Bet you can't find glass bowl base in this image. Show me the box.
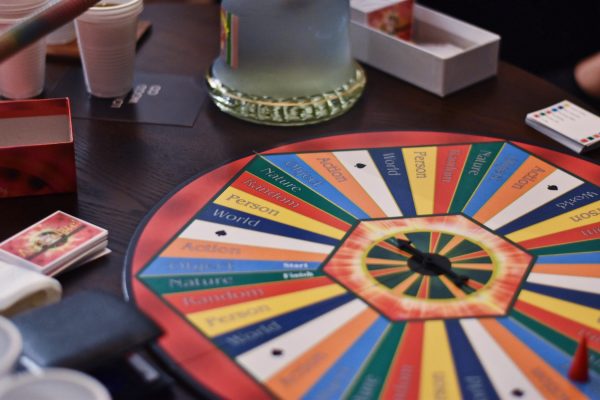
[206,63,366,127]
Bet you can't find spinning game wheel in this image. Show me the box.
[126,131,600,399]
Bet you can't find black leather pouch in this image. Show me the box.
[11,290,162,370]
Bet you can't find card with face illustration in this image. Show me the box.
[0,211,107,275]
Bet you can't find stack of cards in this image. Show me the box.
[0,211,110,277]
[526,100,600,154]
[351,0,414,40]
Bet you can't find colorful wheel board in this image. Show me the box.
[126,131,600,400]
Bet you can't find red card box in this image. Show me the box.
[0,98,77,198]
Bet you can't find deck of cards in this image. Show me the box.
[0,211,110,277]
[526,100,600,154]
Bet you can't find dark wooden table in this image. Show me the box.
[1,3,599,399]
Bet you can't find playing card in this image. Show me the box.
[0,211,108,275]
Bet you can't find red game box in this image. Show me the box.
[0,98,77,198]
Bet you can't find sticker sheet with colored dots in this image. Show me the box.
[527,100,600,146]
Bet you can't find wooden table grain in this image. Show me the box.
[1,3,598,399]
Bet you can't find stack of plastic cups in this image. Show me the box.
[0,316,111,400]
[0,0,50,99]
[75,0,144,98]
[0,368,111,400]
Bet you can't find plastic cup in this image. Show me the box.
[0,34,47,99]
[0,0,49,99]
[47,22,76,45]
[0,369,111,400]
[0,0,48,19]
[0,317,21,378]
[75,0,143,98]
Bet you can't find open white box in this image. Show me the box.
[350,4,500,97]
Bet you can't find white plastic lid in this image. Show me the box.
[0,369,111,400]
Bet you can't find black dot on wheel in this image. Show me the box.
[271,349,283,356]
[511,388,524,397]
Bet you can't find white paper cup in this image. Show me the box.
[0,317,21,378]
[47,22,76,45]
[0,369,111,400]
[75,0,143,98]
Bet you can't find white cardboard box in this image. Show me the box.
[350,4,500,97]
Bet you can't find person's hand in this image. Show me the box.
[575,52,600,98]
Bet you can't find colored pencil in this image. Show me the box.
[0,0,101,62]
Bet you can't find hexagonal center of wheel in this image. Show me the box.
[322,215,534,321]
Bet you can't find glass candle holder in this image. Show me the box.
[207,0,366,126]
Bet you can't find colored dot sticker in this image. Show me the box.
[559,105,564,109]
[547,110,552,114]
[581,138,589,143]
[541,112,546,115]
[534,114,539,118]
[552,108,558,112]
[588,136,595,141]
[595,133,600,138]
